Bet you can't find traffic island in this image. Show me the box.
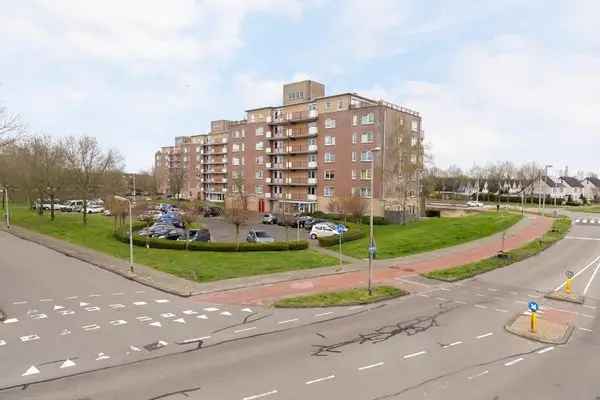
[505,313,574,345]
[0,308,6,322]
[544,291,584,304]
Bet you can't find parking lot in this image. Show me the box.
[201,216,311,242]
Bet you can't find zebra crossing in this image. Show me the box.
[574,218,600,225]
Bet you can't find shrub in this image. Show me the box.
[309,211,388,225]
[425,209,441,218]
[317,226,367,247]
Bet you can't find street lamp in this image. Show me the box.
[368,147,381,296]
[114,195,134,273]
[543,165,552,215]
[1,186,10,229]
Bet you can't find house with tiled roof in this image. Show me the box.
[558,176,585,203]
[582,176,600,201]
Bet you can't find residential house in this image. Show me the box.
[582,177,600,201]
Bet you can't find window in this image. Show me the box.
[325,135,336,145]
[361,132,374,143]
[196,155,201,161]
[324,187,334,197]
[324,152,335,163]
[183,156,188,162]
[337,100,344,110]
[352,170,357,180]
[255,185,263,194]
[325,118,336,128]
[411,154,417,164]
[325,101,331,110]
[184,148,188,153]
[324,170,335,180]
[308,154,317,163]
[411,119,419,132]
[361,112,375,125]
[352,151,357,162]
[411,136,418,146]
[255,170,264,179]
[255,141,264,151]
[361,169,372,180]
[352,115,358,126]
[232,143,240,152]
[308,170,316,179]
[360,187,372,198]
[241,143,245,151]
[256,127,264,136]
[232,157,240,166]
[241,129,245,138]
[361,151,373,162]
[196,146,201,152]
[234,130,240,138]
[308,186,316,195]
[256,156,264,165]
[352,187,359,196]
[352,133,357,144]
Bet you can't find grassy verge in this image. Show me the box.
[274,286,408,308]
[423,217,571,282]
[8,206,338,282]
[337,212,522,259]
[566,205,600,213]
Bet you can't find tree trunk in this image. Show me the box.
[185,229,189,250]
[235,224,240,250]
[82,199,88,225]
[50,193,55,221]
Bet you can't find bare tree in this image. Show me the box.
[65,136,122,224]
[168,166,185,199]
[181,202,200,250]
[0,105,24,148]
[225,175,249,249]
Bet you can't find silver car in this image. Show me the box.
[246,229,275,243]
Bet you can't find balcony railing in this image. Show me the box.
[270,109,318,124]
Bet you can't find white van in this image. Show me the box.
[65,200,85,212]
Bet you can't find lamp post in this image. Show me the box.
[114,195,134,273]
[3,186,10,229]
[543,165,552,216]
[368,147,381,296]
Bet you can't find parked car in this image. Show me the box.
[246,229,275,243]
[466,201,484,207]
[203,207,222,217]
[159,227,185,240]
[103,209,112,216]
[261,213,278,224]
[138,223,175,237]
[60,203,74,212]
[182,228,211,242]
[309,223,339,240]
[65,200,85,212]
[304,218,328,230]
[84,204,105,214]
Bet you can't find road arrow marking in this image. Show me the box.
[60,359,76,368]
[22,366,40,376]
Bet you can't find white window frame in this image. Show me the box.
[324,187,334,197]
[324,152,336,163]
[361,131,374,143]
[325,118,336,129]
[325,135,336,146]
[361,112,375,125]
[360,151,373,162]
[255,141,264,151]
[324,170,335,180]
[256,127,264,136]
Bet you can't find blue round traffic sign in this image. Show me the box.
[528,301,539,312]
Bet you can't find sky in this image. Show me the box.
[1,0,599,175]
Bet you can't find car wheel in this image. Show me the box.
[310,234,317,240]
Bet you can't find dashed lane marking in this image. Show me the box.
[583,305,597,309]
[183,310,198,315]
[149,321,162,327]
[475,332,493,339]
[30,313,47,320]
[109,320,127,326]
[358,362,384,371]
[347,305,363,310]
[112,292,125,296]
[495,308,509,313]
[417,294,430,298]
[85,307,100,312]
[96,352,110,361]
[403,350,427,359]
[580,313,594,319]
[20,334,40,342]
[315,311,334,317]
[13,301,27,305]
[234,327,257,334]
[204,307,219,312]
[305,375,335,385]
[504,357,524,367]
[454,300,467,305]
[82,324,100,332]
[436,297,449,301]
[129,345,142,352]
[278,318,299,325]
[579,327,593,332]
[79,302,89,307]
[160,313,176,318]
[488,288,499,292]
[537,346,555,354]
[53,305,64,311]
[242,390,278,400]
[241,308,253,313]
[220,311,233,316]
[442,341,463,349]
[65,296,78,300]
[109,304,125,309]
[89,294,101,298]
[468,370,489,380]
[133,301,147,306]
[173,318,186,324]
[58,310,75,316]
[196,314,208,320]
[39,298,53,302]
[474,304,488,309]
[3,318,19,324]
[136,316,152,322]
[155,299,170,304]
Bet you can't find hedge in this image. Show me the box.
[309,211,388,225]
[317,223,368,247]
[113,227,308,252]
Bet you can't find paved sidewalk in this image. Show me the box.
[193,215,554,305]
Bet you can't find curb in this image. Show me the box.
[544,291,585,304]
[504,313,574,345]
[273,288,410,308]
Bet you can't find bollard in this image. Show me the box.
[530,311,537,333]
[565,278,572,295]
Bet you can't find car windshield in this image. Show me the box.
[255,231,270,238]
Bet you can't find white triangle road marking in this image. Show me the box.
[0,339,6,346]
[196,314,208,320]
[22,366,40,376]
[149,321,162,327]
[220,311,232,316]
[3,318,18,324]
[241,308,253,313]
[96,352,110,361]
[60,359,76,368]
[79,302,89,307]
[53,305,64,311]
[173,318,186,324]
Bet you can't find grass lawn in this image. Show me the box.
[337,212,522,259]
[566,205,600,213]
[274,286,408,308]
[8,206,337,282]
[424,217,571,281]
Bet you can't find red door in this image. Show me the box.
[258,199,265,213]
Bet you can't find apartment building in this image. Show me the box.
[154,80,424,217]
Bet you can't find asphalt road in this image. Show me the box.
[1,213,600,399]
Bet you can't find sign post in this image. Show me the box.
[565,270,574,294]
[336,224,344,270]
[528,301,539,333]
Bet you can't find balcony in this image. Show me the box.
[268,163,286,170]
[266,162,272,168]
[265,177,271,183]
[288,145,317,154]
[265,148,272,154]
[308,125,318,135]
[269,110,318,125]
[308,177,317,185]
[268,178,284,185]
[264,192,271,198]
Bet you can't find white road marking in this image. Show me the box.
[439,287,451,292]
[442,341,463,349]
[475,293,485,297]
[583,305,597,309]
[403,350,427,359]
[22,366,40,376]
[277,318,299,325]
[417,294,430,298]
[204,307,219,312]
[39,298,53,302]
[580,313,594,319]
[495,308,509,313]
[85,306,100,312]
[182,310,198,315]
[109,320,127,326]
[60,359,76,368]
[579,327,593,332]
[129,345,142,352]
[58,309,75,316]
[242,390,278,400]
[112,292,125,296]
[20,334,40,342]
[474,304,488,309]
[468,370,489,380]
[537,346,555,354]
[555,255,600,291]
[3,318,18,324]
[394,277,431,287]
[133,301,147,306]
[0,339,6,346]
[60,329,71,336]
[528,294,541,299]
[160,313,176,318]
[135,290,145,294]
[53,305,64,310]
[155,299,170,304]
[583,219,588,224]
[234,327,257,334]
[82,324,100,331]
[96,352,110,361]
[179,336,211,344]
[149,321,162,327]
[65,296,78,300]
[30,313,47,320]
[315,311,334,317]
[510,291,519,295]
[454,300,467,305]
[89,294,101,298]
[583,261,600,296]
[79,302,89,307]
[305,375,335,385]
[488,288,499,292]
[196,314,208,319]
[515,300,528,305]
[358,362,384,371]
[241,308,253,313]
[476,332,494,339]
[136,316,152,322]
[220,311,233,316]
[565,236,600,241]
[575,219,581,223]
[109,304,125,309]
[436,297,449,301]
[504,357,524,366]
[173,318,186,324]
[13,301,27,305]
[347,305,363,310]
